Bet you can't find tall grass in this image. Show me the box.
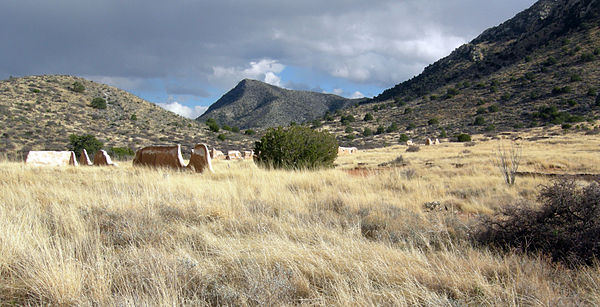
[1,132,600,305]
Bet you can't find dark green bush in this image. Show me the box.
[108,147,135,160]
[455,133,471,142]
[474,116,485,126]
[552,86,572,95]
[206,118,219,132]
[404,108,413,114]
[130,114,137,120]
[488,105,499,113]
[439,129,447,138]
[376,126,385,135]
[363,127,373,136]
[588,88,597,97]
[544,56,557,66]
[485,124,496,132]
[340,115,355,125]
[476,180,600,266]
[244,129,256,135]
[253,126,338,170]
[68,134,103,156]
[231,126,240,133]
[399,134,409,142]
[90,97,107,109]
[71,81,85,93]
[217,134,226,141]
[363,113,374,121]
[386,122,399,133]
[222,124,232,131]
[570,74,583,82]
[344,126,353,134]
[428,118,439,126]
[406,122,416,130]
[476,107,487,115]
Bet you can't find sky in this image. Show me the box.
[0,0,536,119]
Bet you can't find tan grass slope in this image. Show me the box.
[0,75,256,158]
[1,131,600,305]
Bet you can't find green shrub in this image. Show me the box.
[488,105,499,113]
[130,114,137,121]
[244,129,256,135]
[217,134,226,141]
[363,113,374,121]
[552,86,572,95]
[340,115,355,125]
[439,129,447,138]
[404,108,412,114]
[399,134,409,142]
[570,74,583,82]
[311,119,322,128]
[344,126,353,134]
[376,126,385,135]
[544,56,557,66]
[427,118,439,126]
[363,127,373,136]
[474,116,486,126]
[222,124,232,131]
[68,134,103,156]
[71,81,85,93]
[485,124,496,132]
[231,126,240,133]
[455,133,471,142]
[406,122,416,130]
[562,123,572,129]
[386,122,399,133]
[253,125,338,170]
[206,118,220,132]
[108,147,135,160]
[476,107,487,115]
[90,97,107,109]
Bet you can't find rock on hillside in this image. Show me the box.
[197,79,363,129]
[0,75,256,158]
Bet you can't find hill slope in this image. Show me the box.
[197,79,362,129]
[318,0,600,148]
[0,75,256,158]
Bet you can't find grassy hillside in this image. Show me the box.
[317,0,600,148]
[0,75,256,158]
[2,129,600,305]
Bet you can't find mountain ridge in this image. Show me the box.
[197,79,363,129]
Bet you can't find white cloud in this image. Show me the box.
[156,101,208,119]
[210,59,285,89]
[350,91,365,99]
[332,88,343,96]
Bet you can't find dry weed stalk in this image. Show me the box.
[495,142,522,185]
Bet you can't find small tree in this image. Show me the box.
[254,125,338,170]
[363,113,374,121]
[455,133,471,142]
[494,142,522,185]
[71,81,85,93]
[90,97,107,109]
[68,134,103,157]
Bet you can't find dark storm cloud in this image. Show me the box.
[0,0,536,90]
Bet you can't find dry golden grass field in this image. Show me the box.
[1,128,600,306]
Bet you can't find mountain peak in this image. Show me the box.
[197,80,361,128]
